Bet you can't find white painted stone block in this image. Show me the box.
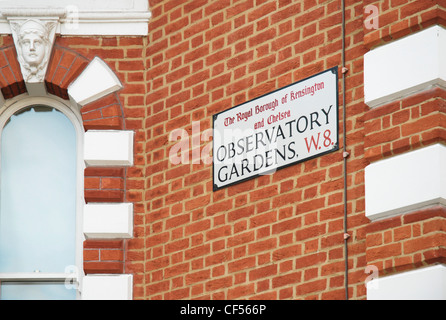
[367,264,446,300]
[68,57,122,106]
[83,203,133,239]
[364,25,446,108]
[84,130,134,166]
[82,274,133,300]
[365,144,446,221]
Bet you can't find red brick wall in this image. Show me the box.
[134,0,368,300]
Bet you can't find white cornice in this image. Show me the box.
[1,8,67,18]
[0,1,151,36]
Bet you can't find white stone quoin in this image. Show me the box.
[365,144,446,221]
[367,264,446,300]
[364,25,446,108]
[84,130,134,167]
[68,57,123,106]
[83,203,133,239]
[82,274,133,300]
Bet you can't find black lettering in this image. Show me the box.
[218,165,228,182]
[275,145,286,162]
[241,158,251,176]
[285,119,296,137]
[229,164,239,179]
[287,141,297,159]
[322,105,332,124]
[228,142,235,159]
[253,154,264,171]
[216,145,226,162]
[275,125,285,142]
[310,112,321,129]
[237,138,245,155]
[265,126,275,144]
[265,150,274,167]
[255,132,266,149]
[296,116,308,133]
[246,135,254,152]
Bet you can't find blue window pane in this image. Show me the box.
[1,282,77,300]
[0,107,76,273]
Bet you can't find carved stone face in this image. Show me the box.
[13,19,52,82]
[20,31,46,67]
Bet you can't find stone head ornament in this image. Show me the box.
[13,19,54,82]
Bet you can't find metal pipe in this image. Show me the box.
[341,0,349,300]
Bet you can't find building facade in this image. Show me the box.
[0,0,445,300]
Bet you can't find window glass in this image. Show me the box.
[0,106,76,274]
[1,282,76,300]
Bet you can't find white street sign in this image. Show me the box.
[213,67,339,190]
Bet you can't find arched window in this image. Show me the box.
[0,99,83,300]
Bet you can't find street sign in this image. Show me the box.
[213,67,339,191]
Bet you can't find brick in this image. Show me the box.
[403,234,446,254]
[205,276,232,292]
[367,243,402,262]
[83,249,99,261]
[295,279,326,295]
[272,271,302,288]
[101,249,124,261]
[83,261,123,274]
[228,257,256,273]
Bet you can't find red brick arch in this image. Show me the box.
[0,44,125,131]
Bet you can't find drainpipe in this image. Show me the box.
[341,0,350,300]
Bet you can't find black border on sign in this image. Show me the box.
[212,66,339,192]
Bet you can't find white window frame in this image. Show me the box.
[0,95,85,299]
